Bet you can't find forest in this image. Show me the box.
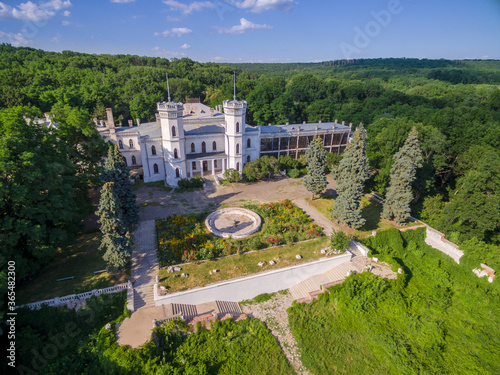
[1,44,499,373]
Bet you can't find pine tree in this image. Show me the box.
[331,124,371,229]
[96,182,132,271]
[303,136,328,199]
[382,127,423,223]
[100,145,140,226]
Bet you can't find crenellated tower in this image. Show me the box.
[158,101,186,185]
[223,99,247,172]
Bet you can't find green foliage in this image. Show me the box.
[330,230,350,252]
[96,182,132,271]
[382,127,423,223]
[303,136,328,198]
[223,168,241,183]
[287,168,301,178]
[101,145,140,226]
[331,124,371,228]
[176,176,204,191]
[289,228,500,374]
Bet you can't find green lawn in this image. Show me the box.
[159,236,330,293]
[310,194,419,237]
[17,232,128,304]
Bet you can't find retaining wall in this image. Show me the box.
[424,226,464,264]
[155,253,352,306]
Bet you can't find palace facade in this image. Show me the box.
[98,98,352,186]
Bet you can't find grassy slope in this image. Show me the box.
[288,228,500,374]
[17,233,127,304]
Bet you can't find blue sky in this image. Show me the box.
[0,0,499,62]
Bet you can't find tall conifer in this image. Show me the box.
[331,125,370,228]
[100,145,139,226]
[382,127,423,223]
[303,136,328,199]
[96,182,132,271]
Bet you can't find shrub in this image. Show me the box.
[224,168,241,182]
[177,176,205,190]
[330,230,350,252]
[287,168,301,178]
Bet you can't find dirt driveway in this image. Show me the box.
[136,176,338,222]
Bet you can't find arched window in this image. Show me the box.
[247,155,251,163]
[151,145,156,155]
[131,155,137,165]
[175,168,180,178]
[123,157,127,166]
[236,122,240,133]
[191,143,195,153]
[247,138,251,148]
[236,143,240,154]
[214,160,218,168]
[212,141,217,151]
[172,126,176,137]
[236,162,240,171]
[192,161,196,170]
[118,140,123,149]
[174,148,178,159]
[153,163,159,174]
[202,141,206,153]
[129,139,134,148]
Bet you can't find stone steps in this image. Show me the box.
[216,300,242,315]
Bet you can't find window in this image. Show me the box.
[191,143,195,153]
[247,138,251,148]
[213,141,217,151]
[151,145,156,155]
[247,155,250,163]
[214,160,218,168]
[172,126,176,137]
[123,157,127,166]
[236,143,240,154]
[153,163,159,174]
[129,139,134,148]
[236,162,240,171]
[175,168,180,178]
[174,148,178,159]
[202,141,206,153]
[192,161,196,170]
[236,122,240,133]
[131,155,137,165]
[118,140,123,149]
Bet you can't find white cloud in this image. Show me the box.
[213,56,227,61]
[42,0,71,10]
[229,0,296,13]
[154,27,192,37]
[180,43,191,49]
[216,17,272,34]
[0,0,72,22]
[63,10,70,16]
[152,46,187,58]
[162,0,214,14]
[166,15,180,21]
[61,20,70,25]
[0,30,33,46]
[51,33,61,43]
[111,0,135,3]
[12,1,55,22]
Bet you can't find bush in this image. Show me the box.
[224,168,241,182]
[287,168,301,178]
[331,230,350,252]
[177,176,204,190]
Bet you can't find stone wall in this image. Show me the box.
[424,226,464,264]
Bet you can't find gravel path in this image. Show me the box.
[242,291,309,375]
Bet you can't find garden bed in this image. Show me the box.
[156,199,323,266]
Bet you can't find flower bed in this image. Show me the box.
[156,199,323,266]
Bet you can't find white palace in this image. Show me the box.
[98,96,352,186]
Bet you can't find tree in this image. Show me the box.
[331,125,371,228]
[100,145,140,226]
[303,136,328,199]
[96,182,132,271]
[382,127,423,223]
